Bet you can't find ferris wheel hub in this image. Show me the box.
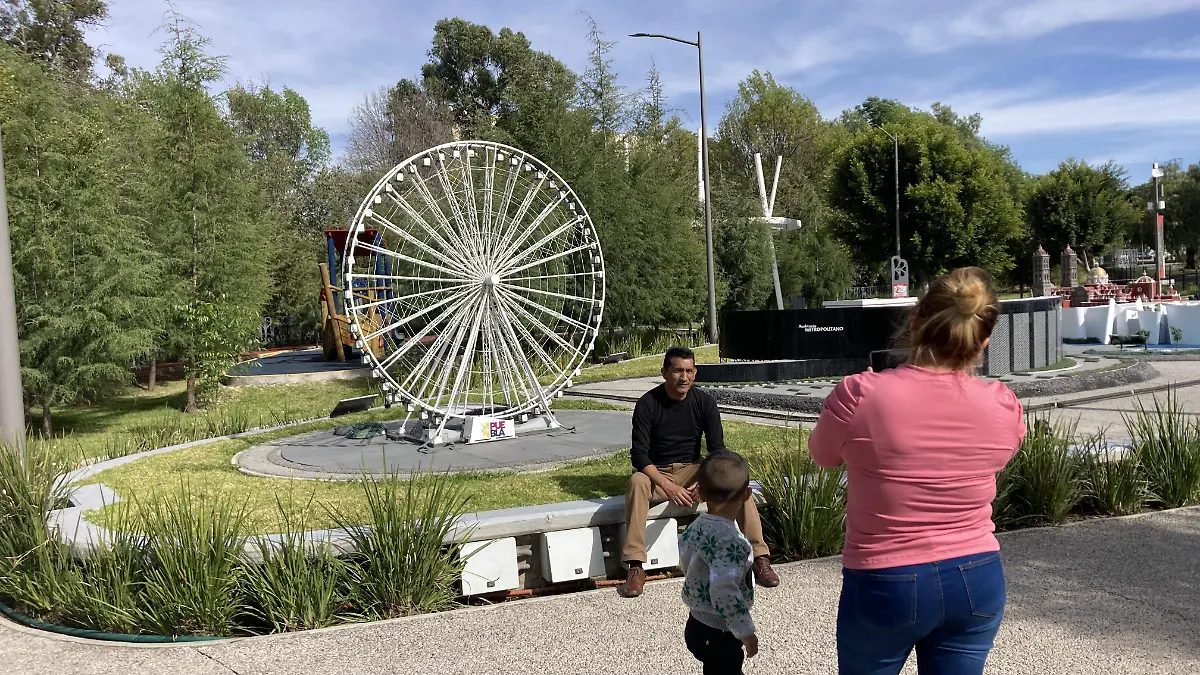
[484,273,501,287]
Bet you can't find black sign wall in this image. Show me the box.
[719,307,910,361]
[711,297,1062,381]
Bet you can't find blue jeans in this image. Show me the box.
[837,551,1006,675]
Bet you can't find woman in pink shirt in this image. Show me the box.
[810,267,1026,675]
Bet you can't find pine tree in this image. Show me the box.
[577,11,629,141]
[226,82,331,329]
[144,14,273,411]
[2,45,157,434]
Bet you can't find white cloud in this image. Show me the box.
[906,0,1200,51]
[947,83,1200,137]
[1134,42,1200,61]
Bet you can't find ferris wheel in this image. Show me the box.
[341,141,605,444]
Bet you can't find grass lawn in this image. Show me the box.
[32,342,759,534]
[32,378,381,468]
[1021,358,1078,373]
[33,341,701,468]
[573,344,719,384]
[84,414,804,534]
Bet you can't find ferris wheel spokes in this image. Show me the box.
[344,141,604,445]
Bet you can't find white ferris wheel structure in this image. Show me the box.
[340,141,605,446]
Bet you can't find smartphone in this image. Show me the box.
[869,348,908,372]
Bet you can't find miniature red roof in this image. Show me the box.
[324,229,379,252]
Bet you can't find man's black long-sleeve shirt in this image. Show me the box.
[630,384,727,471]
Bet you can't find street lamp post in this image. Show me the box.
[872,123,906,298]
[0,126,25,457]
[630,31,719,343]
[872,123,901,258]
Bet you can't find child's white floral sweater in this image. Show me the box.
[679,513,755,639]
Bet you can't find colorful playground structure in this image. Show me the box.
[319,229,386,362]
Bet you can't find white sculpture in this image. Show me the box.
[753,153,802,310]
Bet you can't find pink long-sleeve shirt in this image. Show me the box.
[809,365,1026,570]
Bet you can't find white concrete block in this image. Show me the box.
[619,518,680,572]
[461,537,519,596]
[539,527,604,583]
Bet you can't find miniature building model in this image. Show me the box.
[1061,246,1078,288]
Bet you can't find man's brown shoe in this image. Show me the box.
[753,555,780,588]
[619,566,647,597]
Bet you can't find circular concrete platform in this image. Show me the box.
[225,348,371,386]
[234,410,631,480]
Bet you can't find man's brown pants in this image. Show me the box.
[621,462,770,564]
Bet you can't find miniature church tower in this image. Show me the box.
[1033,245,1052,297]
[1061,245,1078,289]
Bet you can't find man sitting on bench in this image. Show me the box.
[619,346,781,598]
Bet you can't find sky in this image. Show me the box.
[85,0,1200,179]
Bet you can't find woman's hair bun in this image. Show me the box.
[908,267,999,371]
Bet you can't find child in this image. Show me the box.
[679,451,760,674]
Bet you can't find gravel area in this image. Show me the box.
[2,508,1197,674]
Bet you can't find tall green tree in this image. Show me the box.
[577,11,628,139]
[710,177,773,313]
[622,69,706,328]
[713,70,851,304]
[146,16,273,411]
[830,100,1025,285]
[226,82,331,323]
[1,45,157,434]
[1025,159,1140,269]
[0,0,107,77]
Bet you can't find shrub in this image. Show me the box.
[134,485,249,636]
[754,435,845,561]
[0,443,68,609]
[327,470,471,619]
[993,416,1084,529]
[1126,391,1200,508]
[1078,434,1149,517]
[241,495,351,633]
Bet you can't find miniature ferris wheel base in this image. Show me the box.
[395,411,566,448]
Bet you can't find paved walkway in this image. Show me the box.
[2,508,1197,674]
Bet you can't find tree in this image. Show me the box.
[0,0,107,77]
[715,70,829,190]
[577,11,628,139]
[1,44,157,434]
[344,79,454,174]
[226,82,331,322]
[1025,159,1140,269]
[774,225,854,306]
[830,100,1025,285]
[710,177,773,313]
[145,15,273,412]
[712,70,850,306]
[421,18,531,137]
[1129,161,1200,269]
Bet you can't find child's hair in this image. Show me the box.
[907,267,999,371]
[697,451,751,505]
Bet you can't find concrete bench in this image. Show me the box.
[49,481,766,560]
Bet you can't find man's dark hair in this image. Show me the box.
[697,451,750,505]
[663,345,696,370]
